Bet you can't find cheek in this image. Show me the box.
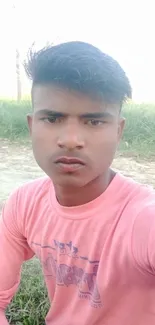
[31,126,51,159]
[31,123,55,146]
[91,129,118,165]
[98,138,117,156]
[92,127,118,150]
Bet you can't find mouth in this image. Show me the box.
[54,156,85,173]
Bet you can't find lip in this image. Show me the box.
[54,156,85,173]
[55,156,85,165]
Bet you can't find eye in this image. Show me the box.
[86,119,105,126]
[41,116,63,124]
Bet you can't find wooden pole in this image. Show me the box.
[13,3,22,101]
[16,48,22,101]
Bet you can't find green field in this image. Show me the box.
[0,99,155,157]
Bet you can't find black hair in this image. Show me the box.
[25,41,132,105]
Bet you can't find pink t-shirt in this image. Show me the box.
[1,173,155,325]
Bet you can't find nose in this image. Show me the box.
[57,124,85,150]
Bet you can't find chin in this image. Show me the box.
[51,174,88,188]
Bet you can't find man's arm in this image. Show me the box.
[131,202,155,274]
[0,309,9,325]
[0,190,35,324]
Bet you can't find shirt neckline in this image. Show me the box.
[49,173,127,220]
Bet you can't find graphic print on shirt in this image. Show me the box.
[32,240,102,308]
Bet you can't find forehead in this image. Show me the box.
[32,85,119,115]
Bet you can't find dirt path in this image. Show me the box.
[1,139,155,206]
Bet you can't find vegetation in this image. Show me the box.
[6,259,49,325]
[0,99,31,140]
[120,102,155,157]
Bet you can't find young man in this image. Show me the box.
[0,41,155,325]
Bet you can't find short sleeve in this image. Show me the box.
[0,189,34,310]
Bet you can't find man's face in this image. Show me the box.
[28,85,125,188]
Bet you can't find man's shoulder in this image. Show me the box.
[120,173,154,199]
[7,176,53,205]
[18,176,51,190]
[116,173,155,217]
[123,175,155,221]
[18,176,52,195]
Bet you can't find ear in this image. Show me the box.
[27,114,33,136]
[117,117,125,143]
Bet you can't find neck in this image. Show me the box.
[54,169,116,207]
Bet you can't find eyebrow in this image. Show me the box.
[35,109,64,117]
[35,109,113,119]
[81,112,113,119]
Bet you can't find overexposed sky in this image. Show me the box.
[0,0,155,102]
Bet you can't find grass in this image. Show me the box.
[6,259,50,325]
[0,99,155,157]
[1,99,155,324]
[120,102,155,157]
[0,100,31,140]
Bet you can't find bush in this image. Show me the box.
[0,100,31,139]
[121,102,155,156]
